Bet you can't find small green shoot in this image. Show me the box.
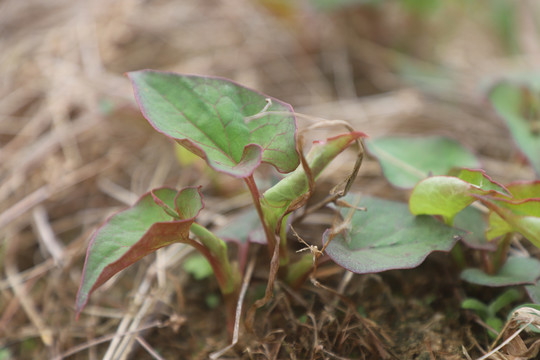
[462,288,521,338]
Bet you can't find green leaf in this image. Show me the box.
[76,187,203,316]
[365,136,479,188]
[479,196,540,247]
[323,195,464,274]
[461,256,540,286]
[409,176,484,224]
[506,180,540,200]
[128,70,299,178]
[409,171,510,225]
[489,81,540,176]
[461,298,489,317]
[450,168,510,195]
[488,288,521,314]
[485,211,513,241]
[183,254,214,280]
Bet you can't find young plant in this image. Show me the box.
[365,129,540,304]
[462,288,522,339]
[76,70,368,327]
[76,70,467,335]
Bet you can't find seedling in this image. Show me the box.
[462,288,521,338]
[75,70,468,334]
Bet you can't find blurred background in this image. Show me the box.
[1,0,539,358]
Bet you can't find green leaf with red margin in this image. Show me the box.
[476,195,540,248]
[409,170,510,225]
[324,195,465,274]
[365,136,479,188]
[472,180,540,244]
[76,187,203,317]
[449,168,510,195]
[489,81,540,176]
[505,180,540,200]
[127,70,299,178]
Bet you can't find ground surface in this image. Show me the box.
[1,1,539,359]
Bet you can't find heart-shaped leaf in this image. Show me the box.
[489,81,540,176]
[128,70,299,178]
[365,136,479,188]
[76,187,203,316]
[323,195,464,274]
[461,256,540,286]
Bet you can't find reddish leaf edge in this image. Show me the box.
[321,226,462,274]
[451,168,513,197]
[75,186,204,318]
[126,70,300,178]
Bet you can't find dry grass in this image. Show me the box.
[1,0,539,358]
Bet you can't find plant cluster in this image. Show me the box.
[76,70,540,343]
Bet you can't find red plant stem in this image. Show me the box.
[244,175,277,255]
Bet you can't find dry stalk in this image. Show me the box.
[4,235,54,347]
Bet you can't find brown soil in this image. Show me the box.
[1,1,539,359]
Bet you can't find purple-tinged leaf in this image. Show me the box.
[365,136,479,188]
[76,187,203,316]
[127,70,299,178]
[324,195,464,274]
[461,256,540,286]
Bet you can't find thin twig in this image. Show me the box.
[53,320,165,360]
[32,205,65,265]
[135,335,166,360]
[477,320,533,360]
[4,236,53,346]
